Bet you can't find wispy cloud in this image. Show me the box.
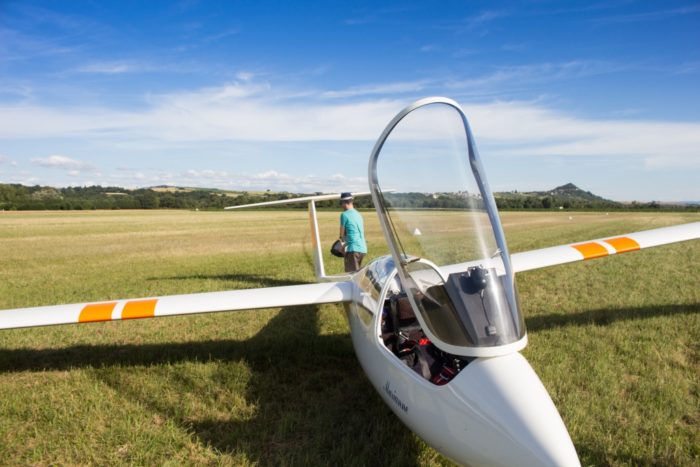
[0,27,76,62]
[343,15,376,26]
[0,81,34,103]
[4,172,40,185]
[200,28,240,44]
[501,42,529,53]
[447,60,624,90]
[75,61,144,74]
[31,155,95,171]
[81,168,366,193]
[0,4,106,62]
[322,81,428,99]
[235,71,256,81]
[343,5,423,27]
[675,60,700,75]
[12,3,93,30]
[594,5,700,24]
[247,170,365,192]
[1,154,19,167]
[461,10,510,34]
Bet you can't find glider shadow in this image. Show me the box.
[525,302,699,332]
[0,306,424,465]
[147,273,311,287]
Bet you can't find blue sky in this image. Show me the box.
[0,0,698,201]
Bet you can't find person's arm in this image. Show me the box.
[339,213,346,239]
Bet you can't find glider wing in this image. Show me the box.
[0,281,354,331]
[510,221,700,273]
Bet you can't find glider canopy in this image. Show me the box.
[369,98,526,357]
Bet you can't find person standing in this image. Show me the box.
[339,192,367,272]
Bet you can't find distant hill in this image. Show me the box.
[0,182,696,212]
[537,183,609,201]
[494,183,620,210]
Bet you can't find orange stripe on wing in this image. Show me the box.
[121,299,157,320]
[604,236,640,254]
[79,302,117,323]
[572,242,609,260]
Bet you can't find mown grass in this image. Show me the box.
[0,209,698,466]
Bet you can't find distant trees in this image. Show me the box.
[0,183,696,212]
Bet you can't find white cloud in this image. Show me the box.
[235,71,256,81]
[175,169,364,192]
[0,82,399,141]
[501,42,528,53]
[465,10,508,28]
[0,82,34,102]
[594,5,700,24]
[242,170,365,192]
[185,169,229,179]
[322,81,427,99]
[201,28,240,43]
[76,62,139,74]
[31,155,96,171]
[463,101,700,168]
[448,60,622,90]
[1,80,698,172]
[83,167,366,193]
[344,16,376,26]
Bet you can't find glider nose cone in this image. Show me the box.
[450,353,580,467]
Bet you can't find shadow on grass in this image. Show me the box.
[147,272,312,287]
[0,307,423,465]
[526,302,700,332]
[575,441,672,467]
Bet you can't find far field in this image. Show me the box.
[0,210,698,466]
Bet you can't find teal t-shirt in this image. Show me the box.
[340,208,367,253]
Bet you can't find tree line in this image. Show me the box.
[0,183,697,212]
[0,184,288,211]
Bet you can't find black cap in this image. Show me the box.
[340,192,353,201]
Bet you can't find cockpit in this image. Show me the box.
[369,97,527,358]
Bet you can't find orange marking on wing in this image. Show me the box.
[604,236,640,254]
[79,302,117,323]
[121,299,157,320]
[572,242,609,260]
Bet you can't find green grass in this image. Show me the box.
[0,210,698,466]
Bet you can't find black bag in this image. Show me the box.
[330,238,346,257]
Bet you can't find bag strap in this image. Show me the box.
[389,296,402,345]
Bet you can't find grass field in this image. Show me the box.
[0,209,698,466]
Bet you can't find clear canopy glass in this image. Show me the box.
[369,98,526,357]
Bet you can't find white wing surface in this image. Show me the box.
[511,221,700,273]
[224,191,373,210]
[0,282,354,331]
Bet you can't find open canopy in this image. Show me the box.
[369,97,526,357]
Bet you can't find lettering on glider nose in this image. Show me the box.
[384,381,408,413]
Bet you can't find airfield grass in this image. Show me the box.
[0,209,698,466]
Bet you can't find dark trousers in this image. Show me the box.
[344,252,365,272]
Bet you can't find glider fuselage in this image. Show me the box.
[342,255,580,466]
